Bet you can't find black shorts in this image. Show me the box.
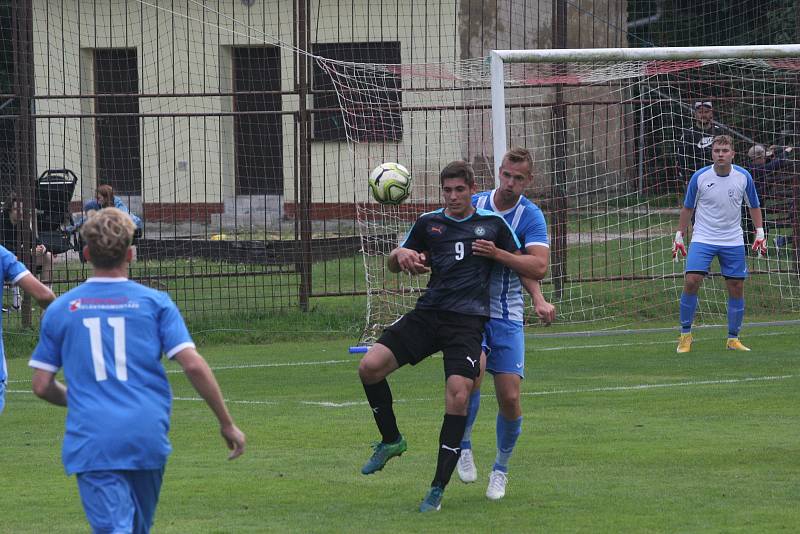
[377,308,486,380]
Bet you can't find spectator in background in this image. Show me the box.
[0,191,53,285]
[72,184,143,262]
[677,101,724,186]
[83,184,143,230]
[748,144,795,251]
[747,143,793,195]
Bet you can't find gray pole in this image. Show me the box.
[11,0,36,327]
[296,0,312,312]
[550,0,568,300]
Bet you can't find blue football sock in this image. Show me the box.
[460,390,481,450]
[679,293,698,334]
[727,297,745,338]
[493,414,522,473]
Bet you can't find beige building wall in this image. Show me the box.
[30,0,627,212]
[30,0,464,209]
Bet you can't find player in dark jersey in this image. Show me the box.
[357,160,543,512]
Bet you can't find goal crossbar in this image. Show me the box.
[490,44,800,179]
[492,44,800,64]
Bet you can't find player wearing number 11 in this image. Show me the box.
[29,208,245,534]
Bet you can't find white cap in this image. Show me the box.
[748,144,766,159]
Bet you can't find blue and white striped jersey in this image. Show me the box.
[473,190,550,322]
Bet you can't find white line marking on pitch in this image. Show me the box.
[300,374,796,407]
[3,358,356,384]
[6,374,795,406]
[533,328,794,351]
[167,359,353,374]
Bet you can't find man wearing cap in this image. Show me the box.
[677,101,724,186]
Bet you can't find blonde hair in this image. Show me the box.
[712,134,734,149]
[503,147,534,171]
[80,208,135,269]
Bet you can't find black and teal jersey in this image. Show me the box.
[400,208,521,317]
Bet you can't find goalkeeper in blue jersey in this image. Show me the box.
[456,147,553,500]
[357,160,543,512]
[672,135,766,353]
[29,208,245,534]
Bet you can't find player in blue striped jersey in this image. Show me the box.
[0,244,55,414]
[29,208,245,534]
[672,135,766,353]
[357,160,544,512]
[456,148,553,500]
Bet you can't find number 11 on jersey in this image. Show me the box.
[83,317,128,382]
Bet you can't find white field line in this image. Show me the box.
[300,374,796,407]
[4,358,353,384]
[7,373,795,407]
[7,329,796,403]
[7,327,794,384]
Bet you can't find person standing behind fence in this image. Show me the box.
[677,101,724,187]
[744,144,793,249]
[29,208,245,533]
[1,191,54,285]
[672,135,765,354]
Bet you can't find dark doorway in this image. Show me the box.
[94,48,141,195]
[233,46,283,195]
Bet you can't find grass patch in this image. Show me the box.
[2,327,799,532]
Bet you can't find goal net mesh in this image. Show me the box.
[318,54,800,342]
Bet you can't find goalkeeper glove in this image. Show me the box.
[672,231,687,259]
[752,227,767,256]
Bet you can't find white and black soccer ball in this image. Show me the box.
[368,162,411,205]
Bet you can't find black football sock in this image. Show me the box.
[431,413,467,488]
[362,379,400,444]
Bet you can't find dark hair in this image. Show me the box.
[503,147,533,171]
[2,189,16,210]
[439,160,475,187]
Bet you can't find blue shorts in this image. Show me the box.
[0,381,5,414]
[482,318,525,378]
[686,242,748,279]
[77,468,164,534]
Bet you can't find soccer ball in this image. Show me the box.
[368,162,411,205]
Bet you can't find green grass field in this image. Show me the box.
[2,325,799,533]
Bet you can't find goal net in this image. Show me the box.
[317,45,800,342]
